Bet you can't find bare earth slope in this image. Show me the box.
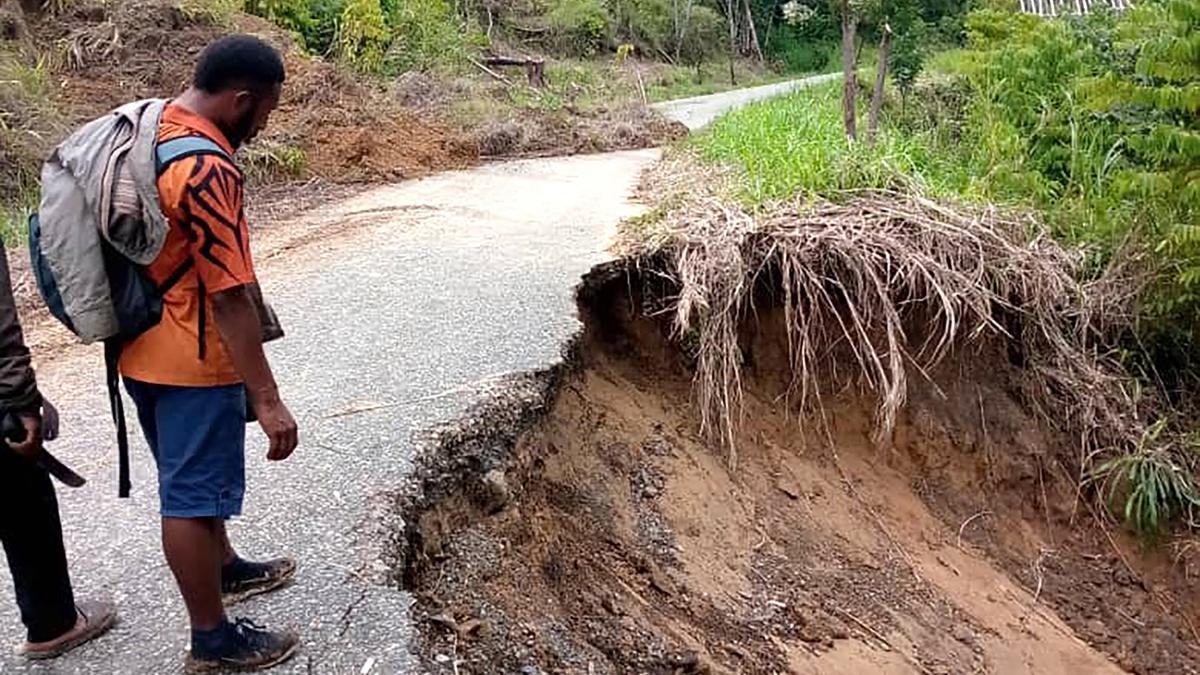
[400,270,1192,674]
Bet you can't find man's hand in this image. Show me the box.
[41,399,60,441]
[6,412,42,458]
[252,393,298,461]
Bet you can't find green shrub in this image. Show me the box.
[546,0,611,56]
[608,0,674,57]
[244,0,316,46]
[678,5,725,65]
[179,0,241,24]
[768,35,833,73]
[382,0,465,71]
[241,140,307,182]
[1088,420,1200,538]
[335,0,390,71]
[0,52,60,243]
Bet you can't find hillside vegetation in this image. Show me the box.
[675,0,1200,538]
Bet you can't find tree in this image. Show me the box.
[725,0,738,84]
[840,0,857,140]
[866,21,891,142]
[1087,0,1200,321]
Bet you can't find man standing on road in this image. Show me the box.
[119,35,301,671]
[0,241,118,659]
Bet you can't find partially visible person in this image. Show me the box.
[118,34,300,672]
[0,240,117,659]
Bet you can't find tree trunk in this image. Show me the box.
[742,0,763,62]
[867,23,893,144]
[725,0,737,85]
[841,1,857,141]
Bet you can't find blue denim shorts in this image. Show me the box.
[124,379,247,519]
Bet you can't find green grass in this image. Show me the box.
[1,53,59,245]
[691,81,972,206]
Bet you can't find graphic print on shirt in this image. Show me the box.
[180,154,248,281]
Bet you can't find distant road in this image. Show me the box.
[653,72,841,130]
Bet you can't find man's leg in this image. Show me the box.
[0,448,76,642]
[0,447,116,659]
[161,517,225,630]
[216,521,236,565]
[135,381,297,670]
[215,511,297,606]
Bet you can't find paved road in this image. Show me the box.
[0,73,826,673]
[653,72,840,129]
[0,150,657,674]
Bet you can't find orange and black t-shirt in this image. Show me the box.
[118,104,256,387]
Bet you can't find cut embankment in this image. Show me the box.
[397,181,1200,674]
[397,262,1199,675]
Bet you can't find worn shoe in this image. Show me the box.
[185,618,299,673]
[22,597,118,660]
[222,556,296,606]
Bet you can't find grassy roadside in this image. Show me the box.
[655,3,1200,540]
[691,80,967,205]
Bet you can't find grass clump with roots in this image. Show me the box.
[621,153,1194,537]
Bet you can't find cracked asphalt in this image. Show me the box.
[0,150,656,674]
[0,76,835,673]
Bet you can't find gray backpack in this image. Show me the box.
[30,99,230,497]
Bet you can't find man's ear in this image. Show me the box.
[231,89,256,115]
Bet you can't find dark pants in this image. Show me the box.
[0,447,76,643]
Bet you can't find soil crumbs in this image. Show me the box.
[400,269,1200,675]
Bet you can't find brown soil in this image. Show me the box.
[399,265,1200,675]
[471,104,687,159]
[24,0,475,184]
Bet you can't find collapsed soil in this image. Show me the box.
[21,0,474,184]
[400,266,1200,674]
[4,1,684,195]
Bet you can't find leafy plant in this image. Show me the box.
[244,0,316,48]
[241,140,307,182]
[547,0,612,56]
[1089,420,1200,537]
[382,0,465,71]
[335,0,389,72]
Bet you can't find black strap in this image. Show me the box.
[197,280,207,361]
[104,340,131,499]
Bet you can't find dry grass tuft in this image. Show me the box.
[622,154,1149,474]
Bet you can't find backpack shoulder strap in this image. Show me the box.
[155,135,230,176]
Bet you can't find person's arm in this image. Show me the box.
[0,241,43,456]
[210,285,296,460]
[182,154,297,460]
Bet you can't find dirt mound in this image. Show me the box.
[27,0,474,183]
[472,104,687,159]
[398,265,1200,674]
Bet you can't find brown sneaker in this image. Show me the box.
[22,597,118,660]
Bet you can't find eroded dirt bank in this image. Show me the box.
[398,264,1200,675]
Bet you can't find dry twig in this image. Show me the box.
[957,511,993,550]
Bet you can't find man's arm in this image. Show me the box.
[0,241,43,455]
[211,285,297,461]
[177,153,297,460]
